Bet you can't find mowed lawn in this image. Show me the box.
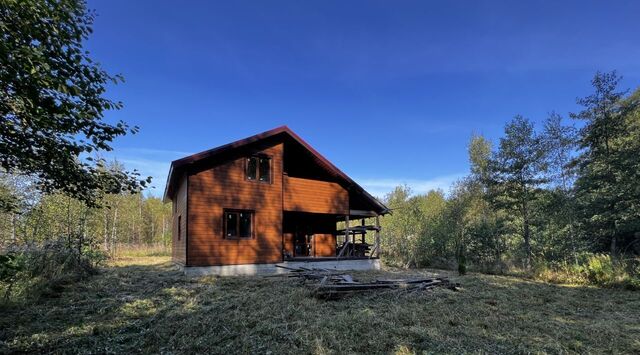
[1,257,639,354]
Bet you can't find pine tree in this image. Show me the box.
[488,116,548,268]
[570,71,633,253]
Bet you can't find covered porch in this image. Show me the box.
[282,209,382,262]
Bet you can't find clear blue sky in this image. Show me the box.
[86,0,640,198]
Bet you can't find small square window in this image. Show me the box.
[224,210,253,239]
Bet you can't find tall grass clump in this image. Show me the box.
[0,237,106,304]
[532,253,640,290]
[114,243,171,258]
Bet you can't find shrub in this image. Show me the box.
[0,252,26,300]
[532,253,640,290]
[1,237,107,303]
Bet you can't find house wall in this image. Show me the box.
[187,143,284,266]
[283,176,348,214]
[171,174,187,264]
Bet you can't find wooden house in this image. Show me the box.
[163,126,389,275]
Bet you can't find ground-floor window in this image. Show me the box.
[224,210,253,239]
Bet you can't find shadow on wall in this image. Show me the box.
[186,139,284,266]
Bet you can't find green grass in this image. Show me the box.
[1,257,639,354]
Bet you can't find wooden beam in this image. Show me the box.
[345,215,350,257]
[375,215,380,258]
[349,209,378,217]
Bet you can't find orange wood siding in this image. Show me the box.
[283,176,348,215]
[171,175,187,264]
[187,143,284,266]
[313,233,336,256]
[310,215,336,257]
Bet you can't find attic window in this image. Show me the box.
[246,156,271,183]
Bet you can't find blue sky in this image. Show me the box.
[86,0,640,198]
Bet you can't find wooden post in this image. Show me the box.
[345,215,350,257]
[375,215,380,258]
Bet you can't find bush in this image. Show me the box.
[1,237,106,303]
[532,253,640,290]
[0,252,26,300]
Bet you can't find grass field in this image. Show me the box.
[1,256,639,354]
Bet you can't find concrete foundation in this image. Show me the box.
[180,258,381,277]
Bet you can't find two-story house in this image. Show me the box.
[163,126,389,275]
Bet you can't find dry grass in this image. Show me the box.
[113,244,171,258]
[1,256,639,354]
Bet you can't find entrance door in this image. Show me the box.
[293,225,313,257]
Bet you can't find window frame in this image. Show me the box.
[223,209,255,239]
[245,154,272,184]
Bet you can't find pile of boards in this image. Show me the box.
[275,265,460,299]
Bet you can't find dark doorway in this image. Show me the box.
[283,211,337,259]
[293,225,313,257]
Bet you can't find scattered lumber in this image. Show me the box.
[272,265,348,282]
[273,265,460,299]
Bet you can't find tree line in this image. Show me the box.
[0,171,172,255]
[380,72,639,287]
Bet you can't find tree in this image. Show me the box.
[615,89,640,250]
[0,0,149,207]
[541,112,580,260]
[543,112,577,190]
[570,71,634,253]
[488,116,548,268]
[468,133,492,184]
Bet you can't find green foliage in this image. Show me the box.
[468,133,492,182]
[382,186,451,268]
[457,253,467,275]
[0,252,25,299]
[0,169,171,302]
[532,253,640,290]
[485,116,549,268]
[380,71,639,283]
[570,71,640,253]
[0,0,150,207]
[583,254,616,284]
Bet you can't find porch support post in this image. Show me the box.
[375,215,381,258]
[345,214,350,257]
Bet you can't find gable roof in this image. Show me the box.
[163,125,389,215]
